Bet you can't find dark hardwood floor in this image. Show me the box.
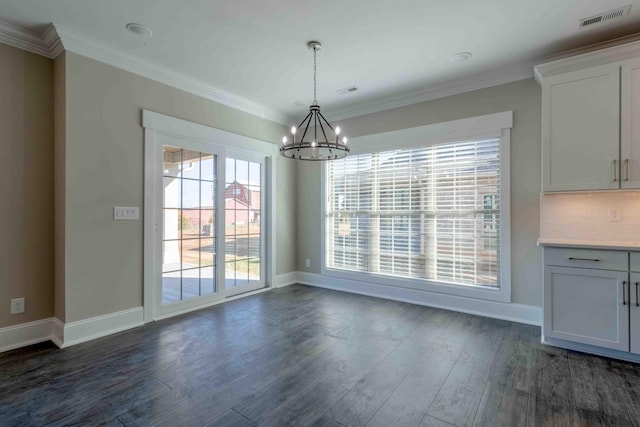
[2,284,640,426]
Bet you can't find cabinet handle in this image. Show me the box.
[568,257,600,262]
[613,159,618,182]
[636,282,639,307]
[625,159,630,182]
[623,281,627,306]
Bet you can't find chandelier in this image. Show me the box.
[280,41,349,161]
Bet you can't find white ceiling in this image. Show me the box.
[1,0,640,123]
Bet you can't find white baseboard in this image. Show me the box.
[0,318,56,353]
[297,271,542,326]
[51,318,64,348]
[542,335,640,363]
[274,272,299,288]
[60,307,144,348]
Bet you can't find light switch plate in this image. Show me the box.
[114,206,139,220]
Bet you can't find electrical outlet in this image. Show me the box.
[608,208,622,222]
[305,258,311,268]
[11,298,25,314]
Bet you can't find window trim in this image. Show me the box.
[321,112,512,303]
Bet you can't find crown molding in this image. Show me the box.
[0,19,290,124]
[52,24,290,125]
[0,18,60,58]
[325,62,534,121]
[3,16,640,126]
[534,32,640,84]
[42,23,64,58]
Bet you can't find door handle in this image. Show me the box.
[623,281,627,305]
[625,159,630,182]
[613,159,618,182]
[636,282,638,307]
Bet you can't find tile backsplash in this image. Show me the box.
[540,191,640,242]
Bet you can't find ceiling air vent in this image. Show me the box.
[578,5,631,28]
[336,86,358,95]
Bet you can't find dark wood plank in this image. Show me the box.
[326,310,441,426]
[117,328,341,425]
[233,307,418,425]
[488,322,539,393]
[419,415,456,427]
[427,317,509,426]
[472,382,528,427]
[365,339,463,427]
[258,333,403,427]
[527,395,634,427]
[568,351,635,421]
[527,394,575,427]
[310,414,343,427]
[570,409,634,427]
[612,358,640,422]
[66,416,126,427]
[531,348,573,408]
[204,409,256,427]
[1,366,171,426]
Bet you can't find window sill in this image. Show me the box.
[321,266,511,303]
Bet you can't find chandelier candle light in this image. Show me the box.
[280,41,349,161]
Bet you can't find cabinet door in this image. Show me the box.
[544,266,629,351]
[621,58,640,189]
[542,64,620,192]
[631,273,640,354]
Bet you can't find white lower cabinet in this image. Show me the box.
[543,247,636,354]
[544,265,629,351]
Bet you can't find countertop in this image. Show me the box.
[537,238,640,251]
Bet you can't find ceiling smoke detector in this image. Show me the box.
[126,23,153,37]
[578,5,631,28]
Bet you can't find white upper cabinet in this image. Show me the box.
[536,40,640,192]
[621,58,640,189]
[542,64,620,192]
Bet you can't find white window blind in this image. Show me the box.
[326,138,501,288]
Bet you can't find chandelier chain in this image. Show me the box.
[313,45,317,104]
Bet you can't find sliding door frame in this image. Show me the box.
[143,110,277,322]
[224,150,268,298]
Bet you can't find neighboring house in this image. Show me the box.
[225,181,260,226]
[172,181,261,233]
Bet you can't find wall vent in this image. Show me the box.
[579,5,631,28]
[336,86,358,95]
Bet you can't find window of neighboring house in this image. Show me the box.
[325,135,508,296]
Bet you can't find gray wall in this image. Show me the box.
[61,52,295,322]
[296,79,542,307]
[0,43,54,328]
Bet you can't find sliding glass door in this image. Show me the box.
[147,131,268,319]
[162,145,217,304]
[225,154,265,296]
